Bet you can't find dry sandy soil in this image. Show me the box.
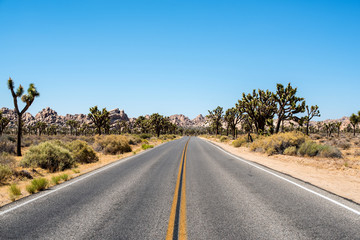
[202,137,360,204]
[0,138,168,207]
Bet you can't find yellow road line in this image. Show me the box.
[166,138,190,240]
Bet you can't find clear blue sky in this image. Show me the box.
[1,0,359,120]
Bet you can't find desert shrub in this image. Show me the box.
[354,150,360,156]
[337,140,351,150]
[9,184,21,201]
[160,134,176,140]
[298,141,342,158]
[0,135,16,154]
[298,141,321,157]
[0,164,13,183]
[139,133,152,139]
[232,136,247,148]
[67,140,98,164]
[311,134,322,140]
[128,135,142,145]
[94,135,132,155]
[219,136,228,142]
[20,141,75,172]
[142,144,154,150]
[250,132,307,155]
[318,145,342,158]
[0,153,16,167]
[284,146,297,156]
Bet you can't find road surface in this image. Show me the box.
[1,137,359,239]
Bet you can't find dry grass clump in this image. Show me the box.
[219,136,228,142]
[160,134,177,140]
[26,178,48,194]
[232,136,248,148]
[250,132,307,155]
[20,141,75,172]
[94,135,132,155]
[248,131,343,158]
[9,184,21,201]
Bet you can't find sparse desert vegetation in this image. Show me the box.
[0,132,178,206]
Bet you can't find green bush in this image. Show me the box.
[21,141,75,172]
[95,135,132,155]
[298,141,321,157]
[142,144,154,150]
[298,141,342,158]
[318,145,342,158]
[283,146,297,156]
[67,140,99,164]
[0,164,13,183]
[9,184,21,201]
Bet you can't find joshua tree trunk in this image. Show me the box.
[306,123,310,136]
[17,114,22,156]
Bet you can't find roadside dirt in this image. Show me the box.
[202,137,360,204]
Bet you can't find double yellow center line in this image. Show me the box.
[166,138,190,240]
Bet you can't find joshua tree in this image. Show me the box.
[207,106,223,135]
[225,107,243,139]
[335,122,342,137]
[0,111,10,136]
[36,121,47,136]
[273,83,305,133]
[304,105,320,135]
[349,113,359,136]
[66,120,80,135]
[240,89,276,134]
[149,113,166,137]
[7,77,39,156]
[88,106,110,135]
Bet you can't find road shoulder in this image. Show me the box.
[200,137,360,204]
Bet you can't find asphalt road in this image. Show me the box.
[1,137,359,239]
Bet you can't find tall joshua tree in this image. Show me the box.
[304,105,320,135]
[349,113,359,136]
[88,106,110,135]
[273,83,305,133]
[207,106,223,135]
[8,77,39,156]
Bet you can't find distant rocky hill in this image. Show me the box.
[0,107,130,128]
[0,107,208,129]
[0,106,352,131]
[168,114,208,128]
